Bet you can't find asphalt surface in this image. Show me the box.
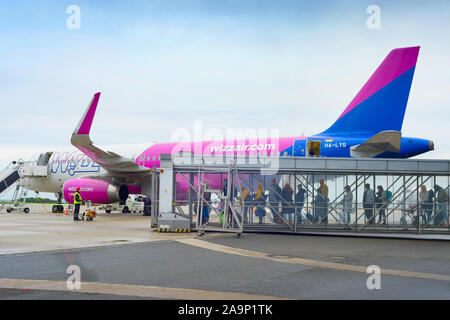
[0,289,151,300]
[0,234,449,300]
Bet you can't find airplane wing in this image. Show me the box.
[350,131,402,158]
[71,92,151,180]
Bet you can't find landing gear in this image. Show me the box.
[143,198,151,216]
[52,205,64,213]
[143,206,151,216]
[52,193,64,213]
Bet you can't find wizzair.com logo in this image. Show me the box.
[170,121,280,174]
[210,143,276,153]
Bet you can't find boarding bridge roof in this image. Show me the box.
[161,154,450,175]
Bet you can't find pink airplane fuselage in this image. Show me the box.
[134,137,299,195]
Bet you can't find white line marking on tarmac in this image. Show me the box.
[176,238,450,282]
[0,278,291,300]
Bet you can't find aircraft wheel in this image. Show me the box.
[52,205,58,213]
[105,210,111,214]
[122,206,130,214]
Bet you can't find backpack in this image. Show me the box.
[386,190,392,202]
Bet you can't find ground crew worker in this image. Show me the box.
[73,187,82,221]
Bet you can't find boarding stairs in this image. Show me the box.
[0,160,44,213]
[0,162,22,196]
[0,158,48,195]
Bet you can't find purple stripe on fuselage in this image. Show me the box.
[338,47,420,119]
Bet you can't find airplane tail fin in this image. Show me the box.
[320,46,420,137]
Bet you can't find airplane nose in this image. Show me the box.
[429,140,435,151]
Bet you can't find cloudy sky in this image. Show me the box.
[1,0,450,171]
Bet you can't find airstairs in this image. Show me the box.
[0,161,22,196]
[0,158,48,197]
[0,159,48,213]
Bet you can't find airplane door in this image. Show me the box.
[306,140,321,157]
[293,140,306,157]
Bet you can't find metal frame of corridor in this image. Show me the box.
[150,154,450,236]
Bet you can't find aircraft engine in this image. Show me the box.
[63,178,129,204]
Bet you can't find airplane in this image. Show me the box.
[6,46,434,208]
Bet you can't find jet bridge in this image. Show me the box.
[154,154,450,236]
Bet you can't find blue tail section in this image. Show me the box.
[322,67,416,136]
[320,47,420,137]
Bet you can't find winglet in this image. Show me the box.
[73,92,101,135]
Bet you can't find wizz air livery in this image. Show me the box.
[19,46,434,205]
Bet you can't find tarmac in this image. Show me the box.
[0,204,449,300]
[0,204,196,255]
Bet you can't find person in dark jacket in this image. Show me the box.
[295,184,306,224]
[363,184,376,224]
[281,183,294,224]
[202,183,211,224]
[223,179,238,226]
[434,185,448,226]
[376,185,387,225]
[223,179,228,197]
[268,178,282,224]
[426,187,435,224]
[313,188,327,224]
[315,182,329,224]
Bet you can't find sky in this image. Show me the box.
[1,0,450,198]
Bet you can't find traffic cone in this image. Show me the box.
[64,208,68,216]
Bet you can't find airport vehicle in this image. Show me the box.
[0,47,435,205]
[98,195,146,214]
[82,209,95,221]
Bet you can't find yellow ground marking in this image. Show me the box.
[0,278,291,300]
[176,238,450,282]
